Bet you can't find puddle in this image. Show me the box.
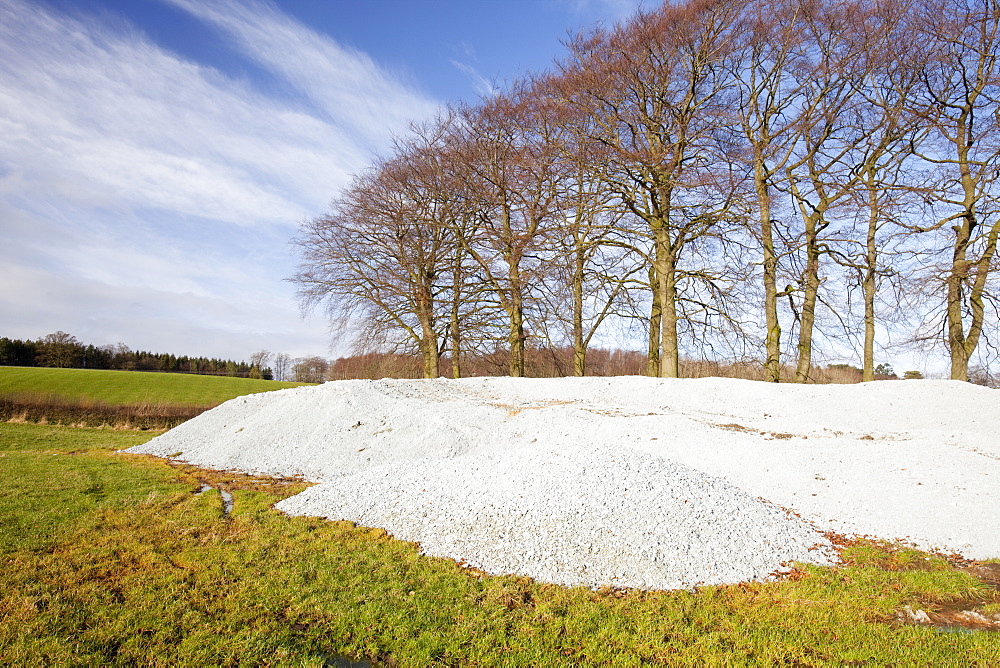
[320,655,372,668]
[220,488,233,514]
[195,482,233,516]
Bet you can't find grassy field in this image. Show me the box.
[0,367,311,428]
[0,366,308,406]
[1,421,998,665]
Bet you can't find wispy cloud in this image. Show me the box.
[162,0,440,145]
[0,0,364,228]
[558,0,647,22]
[0,0,440,358]
[449,59,497,98]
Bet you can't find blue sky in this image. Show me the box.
[0,0,645,362]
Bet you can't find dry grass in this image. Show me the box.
[0,392,212,429]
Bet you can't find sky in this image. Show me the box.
[0,0,646,362]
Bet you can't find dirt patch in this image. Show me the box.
[717,422,799,440]
[896,604,1000,632]
[963,562,1000,588]
[490,400,576,416]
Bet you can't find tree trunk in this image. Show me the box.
[646,265,661,377]
[963,219,1000,374]
[416,284,439,379]
[508,279,526,377]
[422,337,439,378]
[947,114,979,382]
[450,315,462,379]
[794,213,821,383]
[862,176,878,383]
[756,161,782,383]
[572,243,586,377]
[947,216,972,382]
[654,229,680,379]
[450,258,463,379]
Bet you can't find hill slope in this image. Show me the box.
[0,366,310,406]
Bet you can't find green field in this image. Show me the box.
[0,366,309,406]
[1,421,998,665]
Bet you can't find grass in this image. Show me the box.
[0,367,311,428]
[0,367,309,406]
[1,423,998,665]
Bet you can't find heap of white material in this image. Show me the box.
[127,377,1000,589]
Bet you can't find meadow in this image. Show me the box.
[0,366,307,406]
[0,370,998,665]
[0,367,308,429]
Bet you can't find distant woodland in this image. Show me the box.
[293,0,1000,383]
[2,332,944,387]
[0,332,268,379]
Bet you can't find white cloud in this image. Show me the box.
[555,0,648,24]
[0,198,327,359]
[449,59,497,98]
[161,0,440,146]
[0,0,376,228]
[0,0,440,359]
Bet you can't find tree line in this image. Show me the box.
[9,331,985,386]
[0,332,281,379]
[293,0,1000,382]
[321,348,926,383]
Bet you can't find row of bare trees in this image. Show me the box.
[294,0,1000,382]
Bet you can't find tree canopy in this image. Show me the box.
[293,0,1000,382]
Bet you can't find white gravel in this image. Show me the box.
[126,376,1000,590]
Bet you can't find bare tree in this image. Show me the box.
[779,0,877,382]
[552,166,640,376]
[411,114,492,379]
[286,0,999,382]
[272,352,292,382]
[36,331,80,368]
[729,0,812,381]
[558,0,745,377]
[293,117,464,378]
[838,0,928,381]
[533,80,643,375]
[910,0,1000,381]
[248,349,272,379]
[449,88,563,377]
[292,356,329,383]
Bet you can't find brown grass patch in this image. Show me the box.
[0,392,213,429]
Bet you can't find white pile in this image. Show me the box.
[127,376,1000,590]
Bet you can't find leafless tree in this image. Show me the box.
[292,356,329,383]
[287,0,999,383]
[557,0,746,377]
[778,0,877,382]
[729,0,811,381]
[272,352,292,382]
[909,0,1000,381]
[449,88,564,377]
[836,0,928,381]
[248,349,272,379]
[293,117,465,378]
[36,331,80,368]
[532,79,644,375]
